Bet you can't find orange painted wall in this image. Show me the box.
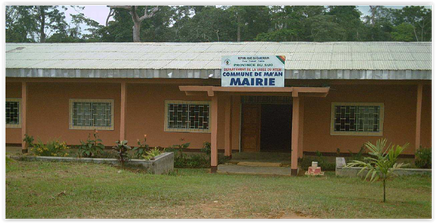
[6,82,22,143]
[25,82,120,145]
[124,83,227,149]
[303,84,431,155]
[6,82,228,150]
[5,80,431,155]
[421,85,432,148]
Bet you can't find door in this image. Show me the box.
[241,104,261,152]
[260,104,292,152]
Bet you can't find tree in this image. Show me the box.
[6,6,37,42]
[395,6,431,41]
[34,6,68,43]
[391,22,416,41]
[100,8,133,42]
[174,6,235,42]
[306,15,347,41]
[346,138,408,202]
[327,6,364,41]
[363,6,395,41]
[6,5,99,43]
[107,6,159,42]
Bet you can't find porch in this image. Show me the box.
[180,86,330,176]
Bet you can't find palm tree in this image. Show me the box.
[347,138,408,202]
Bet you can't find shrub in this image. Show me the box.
[78,130,105,158]
[31,139,69,157]
[23,134,34,149]
[201,142,211,155]
[143,147,163,160]
[348,145,366,162]
[185,154,209,168]
[299,151,336,171]
[132,134,150,159]
[112,140,132,167]
[415,147,431,168]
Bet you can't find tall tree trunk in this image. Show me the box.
[132,21,141,42]
[237,14,241,42]
[413,26,419,42]
[108,6,159,42]
[39,7,46,43]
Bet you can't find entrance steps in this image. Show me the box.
[236,161,287,167]
[217,164,291,176]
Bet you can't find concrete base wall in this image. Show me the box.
[11,152,174,175]
[336,166,431,177]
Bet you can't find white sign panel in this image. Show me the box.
[221,55,286,87]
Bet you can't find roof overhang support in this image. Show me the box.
[179,86,330,97]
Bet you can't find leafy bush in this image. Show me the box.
[348,145,366,162]
[132,134,150,158]
[97,150,118,158]
[23,134,34,148]
[78,130,105,158]
[415,147,431,168]
[143,147,163,160]
[185,154,209,168]
[299,151,336,171]
[31,139,70,157]
[201,142,211,155]
[174,153,209,168]
[112,140,131,167]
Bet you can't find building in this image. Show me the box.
[5,42,432,175]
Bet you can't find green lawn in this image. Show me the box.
[6,160,431,219]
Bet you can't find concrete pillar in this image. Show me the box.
[291,96,300,176]
[211,95,219,173]
[415,84,423,152]
[224,95,232,157]
[231,95,241,153]
[298,97,304,158]
[21,82,27,153]
[120,82,126,141]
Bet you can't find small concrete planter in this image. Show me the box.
[11,152,174,175]
[336,167,431,177]
[335,157,431,177]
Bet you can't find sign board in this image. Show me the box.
[221,55,286,87]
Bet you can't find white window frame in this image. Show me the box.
[6,98,21,128]
[330,102,384,136]
[164,100,211,133]
[69,99,114,130]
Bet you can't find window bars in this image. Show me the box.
[165,101,210,132]
[6,99,20,127]
[332,103,384,136]
[70,99,113,130]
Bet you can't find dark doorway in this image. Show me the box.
[260,104,292,152]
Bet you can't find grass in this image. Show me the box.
[6,160,431,219]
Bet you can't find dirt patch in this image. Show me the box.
[163,185,316,219]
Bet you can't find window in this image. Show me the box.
[331,102,384,136]
[6,98,21,128]
[69,99,114,130]
[164,100,211,133]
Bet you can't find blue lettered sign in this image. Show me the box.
[221,55,286,87]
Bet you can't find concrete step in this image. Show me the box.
[237,161,283,167]
[218,165,291,176]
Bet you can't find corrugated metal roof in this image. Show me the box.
[6,42,431,71]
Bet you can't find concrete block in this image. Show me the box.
[11,152,174,175]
